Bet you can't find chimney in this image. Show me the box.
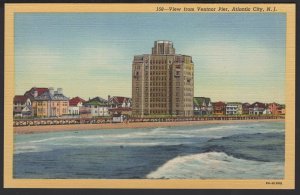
[57,88,63,94]
[108,95,111,101]
[49,87,54,96]
[33,90,38,98]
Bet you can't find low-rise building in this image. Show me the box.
[248,102,269,115]
[83,97,110,117]
[212,101,226,115]
[268,102,279,115]
[79,107,92,118]
[108,96,132,108]
[277,104,286,115]
[25,87,69,117]
[13,95,32,117]
[68,97,86,116]
[226,102,242,115]
[193,97,213,115]
[242,103,251,115]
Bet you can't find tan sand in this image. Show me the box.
[13,119,284,134]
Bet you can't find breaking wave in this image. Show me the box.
[146,152,284,179]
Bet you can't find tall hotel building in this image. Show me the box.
[132,41,194,117]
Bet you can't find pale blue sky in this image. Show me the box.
[15,13,286,103]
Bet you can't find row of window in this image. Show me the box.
[149,59,168,65]
[149,110,167,114]
[145,98,167,102]
[147,71,167,76]
[148,93,167,97]
[148,82,167,87]
[183,97,193,100]
[146,75,168,80]
[37,101,68,106]
[69,110,79,115]
[146,104,167,108]
[145,88,167,93]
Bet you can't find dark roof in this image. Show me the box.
[226,102,242,105]
[34,91,69,101]
[69,97,86,106]
[249,102,267,109]
[212,101,225,107]
[193,97,211,107]
[242,103,251,108]
[84,97,109,106]
[109,96,131,104]
[24,87,49,98]
[14,95,28,104]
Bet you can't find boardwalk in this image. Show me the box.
[13,115,285,127]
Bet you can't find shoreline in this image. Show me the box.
[13,119,285,135]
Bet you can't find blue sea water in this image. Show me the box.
[13,121,284,179]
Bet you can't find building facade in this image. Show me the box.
[242,103,251,115]
[68,96,86,116]
[13,95,32,117]
[226,102,243,115]
[249,102,270,115]
[277,104,286,115]
[108,96,131,108]
[25,87,69,117]
[193,97,213,115]
[83,97,110,117]
[212,101,226,115]
[132,40,194,117]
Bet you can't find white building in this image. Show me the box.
[226,102,242,115]
[68,97,86,116]
[83,97,110,117]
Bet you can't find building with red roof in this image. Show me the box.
[68,97,86,115]
[23,87,69,117]
[212,101,226,115]
[24,87,49,99]
[108,96,132,108]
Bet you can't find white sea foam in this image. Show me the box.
[14,145,52,154]
[14,122,284,154]
[146,152,284,179]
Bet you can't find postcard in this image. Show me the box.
[4,3,295,189]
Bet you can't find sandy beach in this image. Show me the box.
[13,119,284,134]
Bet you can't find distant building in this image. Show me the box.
[13,95,32,117]
[277,104,286,115]
[268,102,278,115]
[226,102,242,115]
[83,97,110,117]
[242,103,251,115]
[68,97,86,115]
[79,107,92,118]
[132,40,194,117]
[108,96,131,108]
[193,97,213,115]
[24,87,69,117]
[212,101,226,115]
[249,102,270,115]
[24,87,49,100]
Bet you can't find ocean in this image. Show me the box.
[13,121,284,179]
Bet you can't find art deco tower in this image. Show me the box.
[132,41,194,117]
